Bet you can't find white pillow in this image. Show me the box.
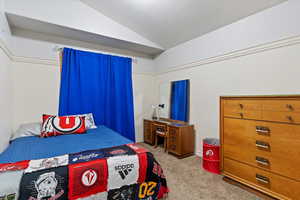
[11,122,41,141]
[72,113,97,129]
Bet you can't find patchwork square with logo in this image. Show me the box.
[25,155,69,173]
[19,166,68,200]
[102,145,136,158]
[107,155,139,190]
[69,150,105,164]
[136,181,160,200]
[126,144,148,154]
[68,159,108,200]
[108,184,138,200]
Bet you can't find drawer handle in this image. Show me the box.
[255,141,270,150]
[239,113,244,118]
[256,174,270,184]
[286,104,294,111]
[287,116,294,122]
[255,126,270,134]
[239,104,244,109]
[256,156,270,166]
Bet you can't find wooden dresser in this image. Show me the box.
[144,118,195,158]
[220,95,300,200]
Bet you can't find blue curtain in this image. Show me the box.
[59,48,135,142]
[170,80,189,122]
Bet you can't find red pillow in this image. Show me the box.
[41,114,86,137]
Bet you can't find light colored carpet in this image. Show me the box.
[139,143,260,200]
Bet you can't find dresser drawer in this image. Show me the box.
[224,158,300,200]
[144,120,154,145]
[223,100,262,119]
[223,118,300,180]
[263,100,300,112]
[224,109,262,120]
[262,111,300,124]
[224,99,262,111]
[168,126,180,154]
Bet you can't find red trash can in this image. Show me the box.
[202,138,220,174]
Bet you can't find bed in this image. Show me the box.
[0,126,168,200]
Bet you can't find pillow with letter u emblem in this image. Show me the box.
[41,114,86,137]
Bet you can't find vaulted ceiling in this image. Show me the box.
[81,0,285,49]
[5,0,286,57]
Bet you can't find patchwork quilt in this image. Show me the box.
[0,144,168,200]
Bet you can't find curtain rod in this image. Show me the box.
[54,46,138,63]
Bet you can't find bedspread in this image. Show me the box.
[0,144,168,200]
[0,126,133,164]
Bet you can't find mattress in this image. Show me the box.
[0,126,132,163]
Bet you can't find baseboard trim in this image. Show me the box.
[157,35,300,75]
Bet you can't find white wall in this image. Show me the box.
[6,31,156,142]
[9,35,156,75]
[10,35,156,142]
[12,61,155,142]
[133,74,156,142]
[12,62,60,129]
[156,43,300,156]
[0,0,12,152]
[5,0,300,151]
[153,0,300,156]
[0,0,10,47]
[0,45,12,152]
[155,0,300,73]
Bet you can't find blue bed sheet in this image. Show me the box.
[0,126,133,163]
